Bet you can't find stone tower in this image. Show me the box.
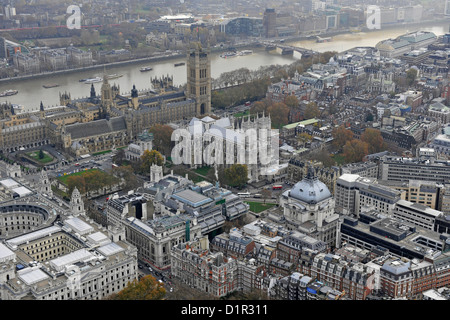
[7,163,21,178]
[130,84,139,109]
[59,91,71,106]
[186,42,211,116]
[111,83,120,99]
[39,170,53,197]
[60,121,71,150]
[39,101,45,119]
[70,187,85,216]
[100,75,113,117]
[150,163,162,183]
[90,83,96,99]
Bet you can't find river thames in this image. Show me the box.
[0,20,448,111]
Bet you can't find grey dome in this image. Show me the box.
[290,167,331,204]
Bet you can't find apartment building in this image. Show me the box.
[170,240,239,298]
[379,257,413,299]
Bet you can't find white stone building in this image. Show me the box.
[279,167,340,248]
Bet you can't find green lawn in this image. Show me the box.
[245,201,276,213]
[57,168,100,185]
[92,150,112,156]
[332,153,346,165]
[26,151,53,164]
[194,166,212,176]
[234,110,250,118]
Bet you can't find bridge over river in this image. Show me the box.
[260,41,319,58]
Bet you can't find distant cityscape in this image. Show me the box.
[0,0,449,304]
[0,0,447,77]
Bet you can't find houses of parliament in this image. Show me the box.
[0,44,211,157]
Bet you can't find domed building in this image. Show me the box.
[280,166,341,248]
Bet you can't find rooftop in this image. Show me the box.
[171,189,213,208]
[396,199,442,218]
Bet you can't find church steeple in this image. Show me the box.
[39,101,45,119]
[131,84,138,98]
[90,83,96,98]
[130,84,139,109]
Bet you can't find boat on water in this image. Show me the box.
[106,73,123,80]
[83,77,103,84]
[140,66,153,72]
[220,51,238,58]
[238,50,253,55]
[0,89,18,97]
[316,36,332,43]
[174,62,185,67]
[43,84,59,88]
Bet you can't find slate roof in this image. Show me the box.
[66,117,126,139]
[116,90,185,106]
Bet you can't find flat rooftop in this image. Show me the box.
[172,189,213,207]
[396,199,442,218]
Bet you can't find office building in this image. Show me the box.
[335,174,402,217]
[340,213,447,262]
[379,156,450,183]
[0,197,138,300]
[393,199,443,231]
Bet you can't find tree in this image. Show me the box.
[66,170,120,196]
[224,164,248,189]
[66,175,86,195]
[273,68,288,82]
[285,95,299,110]
[343,139,369,163]
[149,124,174,157]
[332,125,354,150]
[80,29,93,46]
[310,149,335,167]
[406,68,418,86]
[110,275,166,300]
[361,128,385,154]
[267,102,289,129]
[112,165,140,191]
[285,95,299,122]
[365,113,374,122]
[38,149,45,159]
[297,132,312,147]
[261,188,271,204]
[318,51,337,64]
[140,150,164,174]
[304,102,320,120]
[112,148,126,166]
[249,101,267,115]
